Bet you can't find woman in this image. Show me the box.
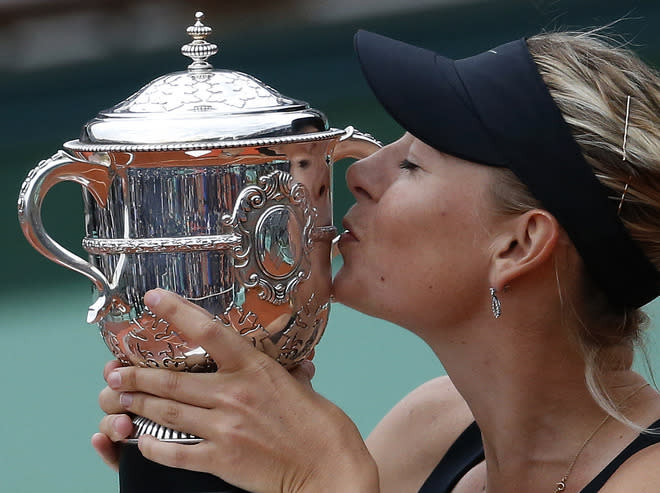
[93,29,660,492]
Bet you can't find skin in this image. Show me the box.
[94,134,660,492]
[95,290,377,493]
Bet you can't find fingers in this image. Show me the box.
[138,435,212,473]
[144,289,267,373]
[100,359,126,415]
[99,414,134,442]
[99,385,124,414]
[116,392,209,439]
[91,432,120,472]
[103,360,123,381]
[107,366,216,408]
[97,360,133,471]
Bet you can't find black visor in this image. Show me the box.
[354,30,659,309]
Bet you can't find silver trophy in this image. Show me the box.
[18,11,380,492]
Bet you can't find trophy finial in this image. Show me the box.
[181,11,218,71]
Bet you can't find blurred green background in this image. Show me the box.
[2,1,660,491]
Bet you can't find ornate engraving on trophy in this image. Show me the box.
[101,324,131,366]
[214,306,263,338]
[100,308,216,372]
[268,293,330,366]
[224,170,315,305]
[113,72,290,114]
[18,150,111,215]
[82,235,241,255]
[214,292,329,367]
[17,156,47,215]
[126,309,188,370]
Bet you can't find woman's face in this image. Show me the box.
[333,133,501,333]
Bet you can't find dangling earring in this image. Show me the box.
[490,288,501,319]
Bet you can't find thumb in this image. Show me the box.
[143,289,263,373]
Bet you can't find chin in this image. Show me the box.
[331,266,361,308]
[330,266,348,301]
[331,267,383,320]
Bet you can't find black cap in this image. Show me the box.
[354,30,659,309]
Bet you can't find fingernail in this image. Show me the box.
[144,289,162,308]
[120,392,133,408]
[112,417,125,434]
[107,371,121,389]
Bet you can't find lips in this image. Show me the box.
[341,230,358,242]
[340,218,359,243]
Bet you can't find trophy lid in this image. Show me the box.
[65,12,338,152]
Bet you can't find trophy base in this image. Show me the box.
[119,442,249,493]
[127,415,203,444]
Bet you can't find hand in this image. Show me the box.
[91,356,316,472]
[92,360,134,471]
[96,289,379,493]
[92,353,316,472]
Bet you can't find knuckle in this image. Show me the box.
[163,370,181,397]
[120,367,136,388]
[253,353,275,374]
[160,403,182,427]
[219,438,244,468]
[244,356,282,387]
[172,446,189,469]
[198,318,220,342]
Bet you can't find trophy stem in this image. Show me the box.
[119,442,249,493]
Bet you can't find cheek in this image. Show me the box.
[379,201,486,303]
[334,182,490,323]
[334,201,444,313]
[332,238,402,318]
[374,188,450,257]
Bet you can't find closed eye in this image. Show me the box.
[399,159,420,172]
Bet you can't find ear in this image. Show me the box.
[488,209,560,290]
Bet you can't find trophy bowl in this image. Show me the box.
[17,11,380,493]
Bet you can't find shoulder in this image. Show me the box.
[599,441,660,493]
[366,375,474,493]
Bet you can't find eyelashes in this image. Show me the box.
[399,159,420,172]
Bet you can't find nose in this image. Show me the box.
[345,145,392,202]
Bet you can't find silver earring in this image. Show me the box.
[490,288,501,319]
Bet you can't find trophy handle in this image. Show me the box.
[18,150,113,322]
[332,125,382,161]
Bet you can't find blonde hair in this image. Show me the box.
[491,30,660,429]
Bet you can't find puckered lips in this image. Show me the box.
[339,217,359,245]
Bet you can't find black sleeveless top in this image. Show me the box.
[419,418,660,492]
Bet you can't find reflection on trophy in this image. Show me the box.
[17,11,380,493]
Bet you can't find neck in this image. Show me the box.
[426,306,643,492]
